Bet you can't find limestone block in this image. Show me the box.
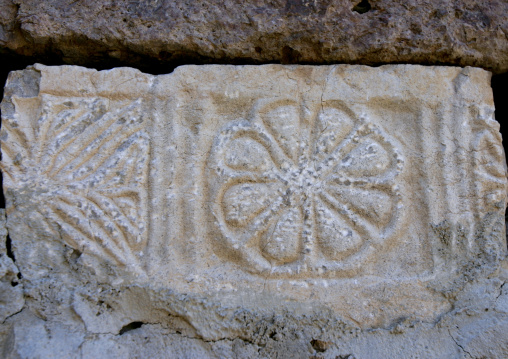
[1,64,506,340]
[0,209,23,322]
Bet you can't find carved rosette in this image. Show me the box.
[208,100,404,276]
[1,96,150,273]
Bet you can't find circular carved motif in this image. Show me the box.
[208,100,404,276]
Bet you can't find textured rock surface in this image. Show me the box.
[1,64,507,357]
[1,0,508,73]
[0,209,23,323]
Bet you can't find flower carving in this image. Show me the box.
[208,100,404,276]
[1,96,149,274]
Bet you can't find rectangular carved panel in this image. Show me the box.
[2,64,506,332]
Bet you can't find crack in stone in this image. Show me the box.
[1,305,25,325]
[448,329,473,358]
[496,281,507,301]
[319,65,335,113]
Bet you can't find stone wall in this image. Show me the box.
[1,1,508,358]
[2,0,508,73]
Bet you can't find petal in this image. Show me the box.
[89,191,147,250]
[261,206,302,264]
[313,107,354,162]
[48,194,136,266]
[315,199,363,261]
[223,182,280,228]
[225,137,273,172]
[326,185,392,227]
[261,104,300,161]
[339,138,390,178]
[43,100,142,179]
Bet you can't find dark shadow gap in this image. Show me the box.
[3,48,508,76]
[0,172,4,209]
[6,234,15,262]
[492,73,508,143]
[119,321,144,335]
[492,73,508,250]
[353,0,371,14]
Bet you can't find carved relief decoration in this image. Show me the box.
[1,96,150,271]
[208,100,404,276]
[473,125,507,214]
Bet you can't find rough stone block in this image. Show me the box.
[1,64,506,340]
[2,1,508,74]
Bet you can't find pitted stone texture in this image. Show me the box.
[0,209,23,322]
[1,1,508,73]
[1,277,508,358]
[208,103,404,276]
[0,65,507,353]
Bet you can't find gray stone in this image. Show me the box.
[0,309,84,359]
[1,64,507,358]
[0,209,23,323]
[1,1,508,73]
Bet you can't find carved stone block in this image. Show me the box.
[1,64,506,335]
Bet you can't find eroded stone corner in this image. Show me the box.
[0,209,24,323]
[1,64,155,283]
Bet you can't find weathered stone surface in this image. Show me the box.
[0,209,23,323]
[1,1,508,73]
[1,64,507,357]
